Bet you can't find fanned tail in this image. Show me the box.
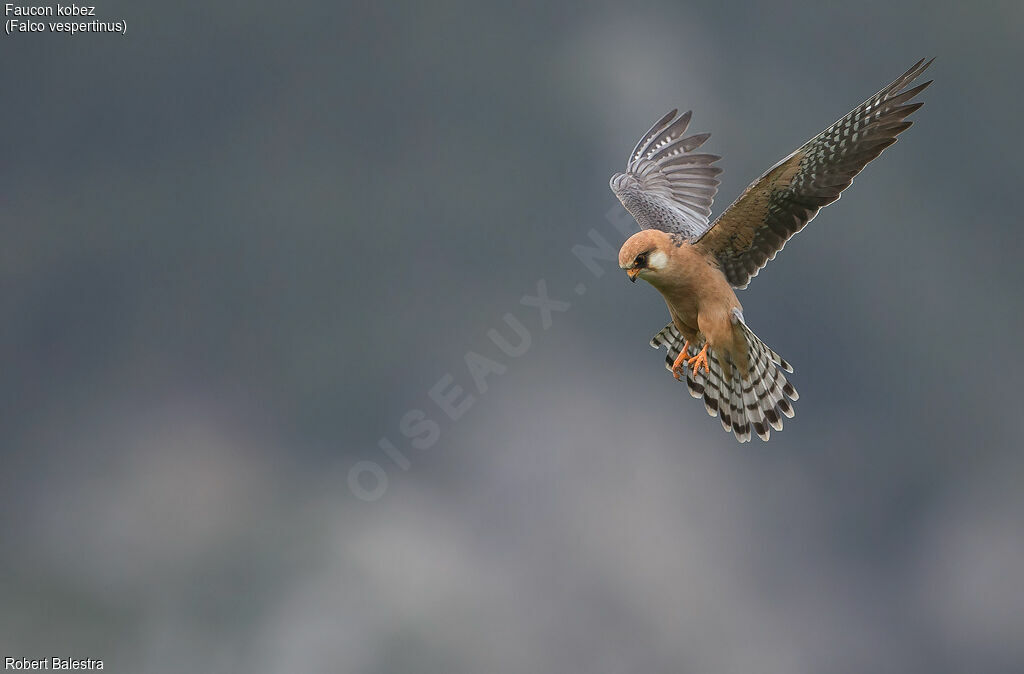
[650,316,798,443]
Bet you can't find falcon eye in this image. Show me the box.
[635,253,648,268]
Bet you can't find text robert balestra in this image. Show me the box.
[5,658,104,670]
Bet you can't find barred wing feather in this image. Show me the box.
[695,58,933,289]
[610,109,722,239]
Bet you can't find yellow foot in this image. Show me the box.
[687,344,710,376]
[670,340,693,380]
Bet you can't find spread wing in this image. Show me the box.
[694,58,933,289]
[610,109,722,239]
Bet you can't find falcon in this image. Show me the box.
[612,59,932,442]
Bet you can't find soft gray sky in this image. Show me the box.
[3,1,1023,672]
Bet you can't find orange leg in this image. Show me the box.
[670,340,692,380]
[687,344,710,376]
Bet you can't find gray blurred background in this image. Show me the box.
[3,1,1023,672]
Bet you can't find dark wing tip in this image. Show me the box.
[903,57,935,84]
[885,58,935,98]
[909,56,936,74]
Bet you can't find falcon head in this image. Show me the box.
[618,230,671,284]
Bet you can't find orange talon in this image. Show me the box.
[670,340,692,380]
[686,344,710,376]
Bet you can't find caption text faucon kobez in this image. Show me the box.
[5,4,126,36]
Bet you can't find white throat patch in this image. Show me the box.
[647,249,669,270]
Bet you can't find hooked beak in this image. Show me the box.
[627,267,641,283]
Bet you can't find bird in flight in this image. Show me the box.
[611,59,932,442]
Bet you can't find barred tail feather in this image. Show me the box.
[650,320,799,443]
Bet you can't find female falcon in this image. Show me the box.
[612,59,932,442]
